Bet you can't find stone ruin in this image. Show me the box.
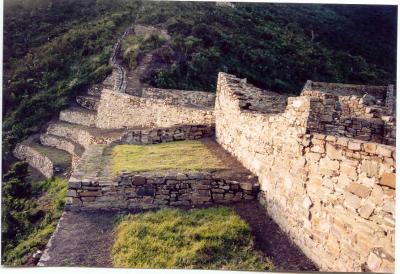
[12,24,396,272]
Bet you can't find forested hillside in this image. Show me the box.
[2,0,397,265]
[3,0,397,166]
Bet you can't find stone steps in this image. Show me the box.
[13,136,71,178]
[59,107,97,127]
[76,95,100,111]
[70,144,111,181]
[46,121,127,148]
[40,133,85,157]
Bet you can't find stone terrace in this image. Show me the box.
[66,139,260,211]
[12,23,396,272]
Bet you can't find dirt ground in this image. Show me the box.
[39,201,318,271]
[232,201,318,272]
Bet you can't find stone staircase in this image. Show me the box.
[12,25,135,179]
[12,23,191,180]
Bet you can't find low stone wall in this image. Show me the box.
[302,80,389,103]
[215,73,395,272]
[96,89,215,129]
[66,171,259,210]
[120,125,214,144]
[13,143,55,178]
[13,139,72,179]
[142,87,215,108]
[46,122,125,148]
[59,108,96,127]
[302,91,392,144]
[40,134,84,157]
[226,80,289,113]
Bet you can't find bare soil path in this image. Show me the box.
[233,201,318,272]
[38,210,118,267]
[39,201,318,271]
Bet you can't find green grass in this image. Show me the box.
[31,143,72,167]
[112,207,273,270]
[2,177,68,266]
[111,141,226,175]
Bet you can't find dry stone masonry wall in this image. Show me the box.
[301,90,395,146]
[13,136,71,178]
[215,72,395,272]
[120,125,214,144]
[142,87,216,108]
[66,171,259,210]
[96,89,214,129]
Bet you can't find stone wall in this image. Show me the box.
[300,89,395,145]
[215,72,395,272]
[142,87,215,108]
[46,122,124,148]
[66,171,259,210]
[302,80,389,103]
[386,85,396,115]
[96,89,214,129]
[13,143,56,178]
[120,125,214,144]
[59,108,96,127]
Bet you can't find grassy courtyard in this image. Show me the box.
[111,140,226,175]
[112,207,273,270]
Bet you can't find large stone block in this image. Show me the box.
[379,173,395,189]
[347,183,371,198]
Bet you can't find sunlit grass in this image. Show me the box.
[112,207,273,270]
[111,140,226,175]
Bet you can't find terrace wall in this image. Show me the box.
[66,171,259,210]
[96,89,214,129]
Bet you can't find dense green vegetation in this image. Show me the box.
[121,32,168,70]
[111,141,225,175]
[134,2,396,93]
[112,207,273,270]
[1,162,68,265]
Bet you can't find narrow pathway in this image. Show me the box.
[38,211,117,267]
[233,201,318,272]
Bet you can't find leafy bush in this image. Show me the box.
[121,33,167,70]
[112,207,273,270]
[2,168,68,266]
[135,2,396,93]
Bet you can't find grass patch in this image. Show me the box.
[111,140,226,175]
[2,177,68,265]
[112,207,273,270]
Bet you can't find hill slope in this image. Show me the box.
[3,1,396,164]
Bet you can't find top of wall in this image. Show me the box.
[217,72,396,146]
[217,73,289,114]
[301,80,389,103]
[142,87,215,109]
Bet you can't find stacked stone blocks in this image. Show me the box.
[215,72,395,272]
[66,171,259,210]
